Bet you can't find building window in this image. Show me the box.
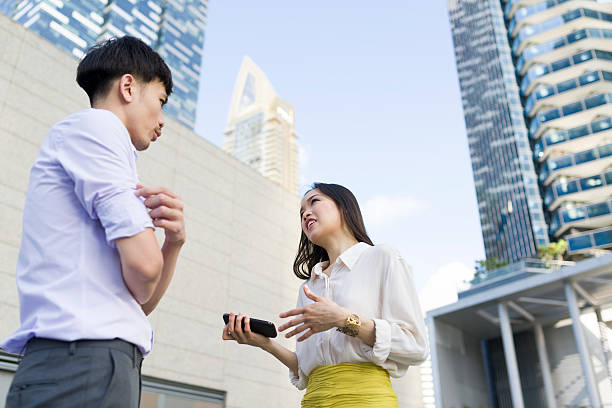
[141,376,226,408]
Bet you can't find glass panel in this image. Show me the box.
[536,85,554,98]
[550,155,573,169]
[552,58,571,71]
[568,125,589,139]
[602,12,612,22]
[598,144,612,158]
[563,207,586,222]
[583,9,599,19]
[573,50,593,64]
[603,71,612,82]
[562,101,583,116]
[557,78,577,93]
[606,171,612,185]
[556,180,578,196]
[569,234,592,251]
[542,108,561,121]
[580,175,603,190]
[604,29,612,39]
[596,50,612,61]
[579,71,599,86]
[594,230,612,247]
[547,130,568,144]
[563,9,582,21]
[574,149,596,164]
[592,118,612,132]
[585,94,607,109]
[587,202,611,218]
[568,29,587,43]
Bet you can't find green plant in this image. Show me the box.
[538,239,568,261]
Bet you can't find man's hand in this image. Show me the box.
[136,184,185,244]
[278,285,350,342]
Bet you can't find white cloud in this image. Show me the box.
[418,261,475,313]
[362,195,427,228]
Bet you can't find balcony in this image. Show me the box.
[504,0,574,21]
[512,8,612,56]
[534,117,612,160]
[530,93,612,139]
[525,70,612,116]
[544,169,612,210]
[567,225,612,254]
[458,258,574,299]
[516,28,612,75]
[550,198,612,237]
[522,49,612,95]
[539,143,612,185]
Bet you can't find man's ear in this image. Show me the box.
[118,74,136,103]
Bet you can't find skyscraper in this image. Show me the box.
[448,0,612,262]
[5,0,207,128]
[223,56,299,193]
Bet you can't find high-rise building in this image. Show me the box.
[223,56,299,193]
[448,0,612,262]
[5,0,207,128]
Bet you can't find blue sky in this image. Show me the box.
[194,1,486,296]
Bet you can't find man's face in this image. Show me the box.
[125,79,167,151]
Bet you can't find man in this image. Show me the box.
[2,36,185,407]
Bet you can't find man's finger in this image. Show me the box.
[144,194,184,211]
[136,186,178,199]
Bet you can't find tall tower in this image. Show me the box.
[448,0,612,262]
[7,0,207,129]
[223,56,299,193]
[448,0,550,263]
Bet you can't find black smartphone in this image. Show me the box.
[223,313,277,338]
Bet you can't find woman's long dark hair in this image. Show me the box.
[293,183,374,280]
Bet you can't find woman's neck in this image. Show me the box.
[322,234,359,274]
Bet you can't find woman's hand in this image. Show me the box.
[222,312,272,350]
[278,285,350,342]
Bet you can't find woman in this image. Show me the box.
[223,183,428,407]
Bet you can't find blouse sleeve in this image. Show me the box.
[289,282,309,390]
[360,246,429,377]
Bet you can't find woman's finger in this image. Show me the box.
[297,329,314,342]
[284,323,309,339]
[303,285,321,302]
[278,316,306,332]
[279,307,305,318]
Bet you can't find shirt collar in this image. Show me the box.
[338,242,370,270]
[311,241,370,279]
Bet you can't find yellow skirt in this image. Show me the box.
[301,363,398,408]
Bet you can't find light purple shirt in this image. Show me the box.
[1,109,155,355]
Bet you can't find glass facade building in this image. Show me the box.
[3,0,207,129]
[448,0,612,262]
[448,0,549,264]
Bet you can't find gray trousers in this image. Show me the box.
[5,338,143,408]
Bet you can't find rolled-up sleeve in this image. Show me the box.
[55,115,153,247]
[360,249,429,377]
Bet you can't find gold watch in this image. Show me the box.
[337,313,360,337]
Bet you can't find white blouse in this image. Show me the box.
[289,242,429,390]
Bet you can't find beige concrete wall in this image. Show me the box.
[0,14,304,408]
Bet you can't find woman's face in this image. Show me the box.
[300,189,343,246]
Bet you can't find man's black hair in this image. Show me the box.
[76,36,173,105]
